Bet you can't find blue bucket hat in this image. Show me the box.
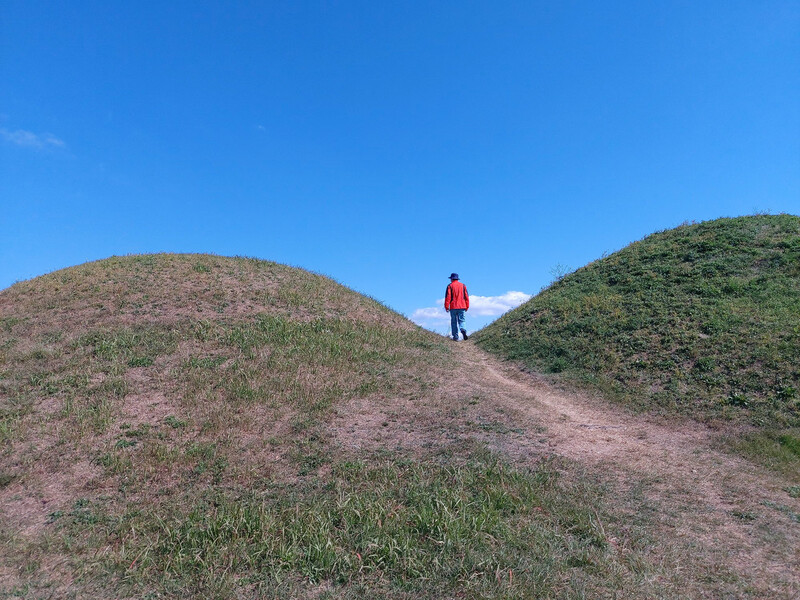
[449,273,459,280]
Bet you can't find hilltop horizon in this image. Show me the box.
[4,2,798,337]
[6,211,798,338]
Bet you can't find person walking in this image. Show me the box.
[444,273,469,341]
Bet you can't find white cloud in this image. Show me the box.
[411,291,531,327]
[469,291,532,316]
[411,306,450,323]
[0,128,65,149]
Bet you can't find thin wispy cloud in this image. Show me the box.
[0,128,65,149]
[411,291,532,327]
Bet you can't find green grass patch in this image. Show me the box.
[719,429,800,479]
[179,313,448,420]
[75,324,178,364]
[164,415,187,429]
[127,356,154,367]
[58,454,664,599]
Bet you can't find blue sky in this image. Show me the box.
[2,1,798,335]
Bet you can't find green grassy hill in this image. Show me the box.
[475,215,800,465]
[2,254,684,599]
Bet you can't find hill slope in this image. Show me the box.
[2,253,798,599]
[475,214,800,433]
[0,255,472,596]
[0,254,687,599]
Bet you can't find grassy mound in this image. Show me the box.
[1,254,679,599]
[475,215,800,463]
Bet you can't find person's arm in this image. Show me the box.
[464,285,469,311]
[444,285,451,312]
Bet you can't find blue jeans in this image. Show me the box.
[450,309,466,339]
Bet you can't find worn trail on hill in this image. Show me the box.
[451,342,799,597]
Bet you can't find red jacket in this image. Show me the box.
[444,280,469,310]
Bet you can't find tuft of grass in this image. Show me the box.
[127,356,154,367]
[164,415,187,429]
[720,429,800,480]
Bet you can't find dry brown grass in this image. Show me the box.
[0,255,453,595]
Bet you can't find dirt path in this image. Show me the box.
[451,342,800,597]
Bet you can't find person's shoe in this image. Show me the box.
[461,329,469,340]
[452,336,459,341]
